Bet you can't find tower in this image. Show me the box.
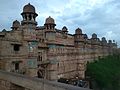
[21,3,38,76]
[44,16,56,30]
[21,3,38,40]
[74,28,84,48]
[62,26,68,38]
[108,40,113,55]
[91,33,100,47]
[21,3,38,26]
[101,37,107,56]
[44,16,56,41]
[11,20,20,30]
[91,33,101,59]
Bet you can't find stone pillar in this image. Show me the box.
[48,64,57,81]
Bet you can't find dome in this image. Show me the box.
[102,37,107,43]
[45,16,55,24]
[2,29,6,32]
[12,20,20,28]
[62,26,68,32]
[102,37,106,41]
[23,3,35,13]
[108,40,112,43]
[75,28,82,34]
[84,34,88,39]
[92,33,97,39]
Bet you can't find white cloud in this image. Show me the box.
[105,31,115,40]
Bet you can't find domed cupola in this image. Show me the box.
[45,16,55,24]
[108,40,112,44]
[11,20,20,30]
[44,16,56,40]
[102,37,107,42]
[101,37,107,46]
[62,26,68,38]
[23,3,35,13]
[62,26,68,32]
[75,28,82,34]
[2,29,7,32]
[84,34,88,39]
[21,3,38,25]
[74,28,85,48]
[92,33,97,39]
[44,16,56,30]
[91,33,101,45]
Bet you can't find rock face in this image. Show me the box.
[0,3,117,81]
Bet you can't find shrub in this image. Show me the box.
[86,54,120,90]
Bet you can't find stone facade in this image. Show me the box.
[0,3,117,81]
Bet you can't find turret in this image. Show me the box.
[101,37,107,46]
[62,26,68,38]
[21,3,38,40]
[44,16,56,31]
[74,28,84,48]
[92,33,97,40]
[11,20,20,30]
[44,16,56,41]
[91,33,100,45]
[21,3,38,26]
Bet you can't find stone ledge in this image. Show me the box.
[0,70,91,90]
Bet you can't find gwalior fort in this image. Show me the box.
[0,3,118,90]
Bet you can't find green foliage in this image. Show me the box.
[86,54,120,90]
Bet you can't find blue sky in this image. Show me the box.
[0,0,120,46]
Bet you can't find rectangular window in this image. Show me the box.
[13,44,20,51]
[15,63,19,70]
[38,52,42,61]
